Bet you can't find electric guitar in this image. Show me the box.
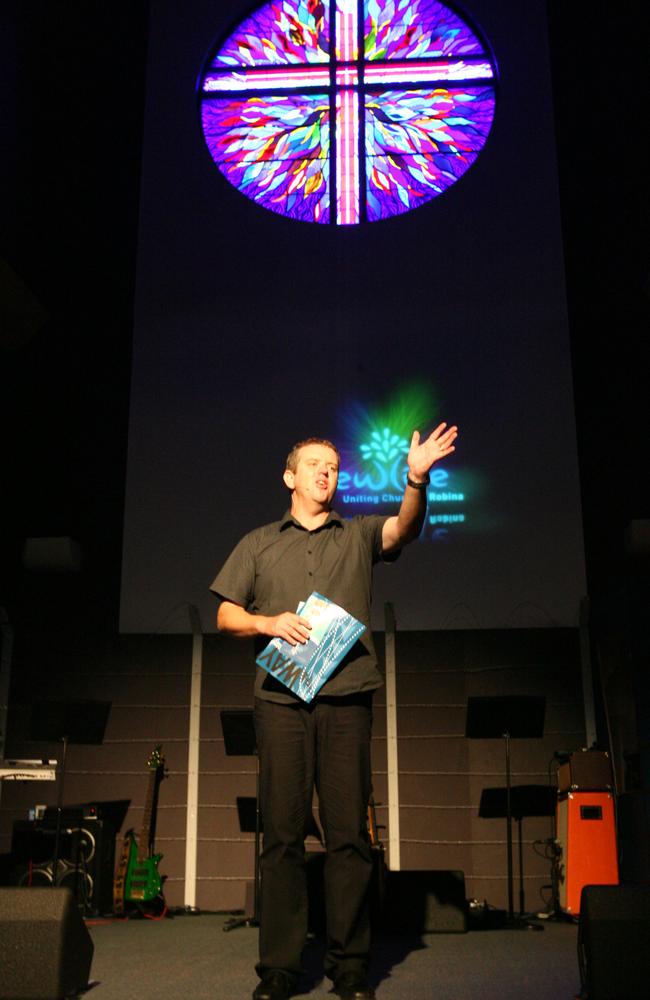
[113,745,166,913]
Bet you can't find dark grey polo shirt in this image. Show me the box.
[210,509,394,704]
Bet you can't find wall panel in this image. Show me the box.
[2,627,584,914]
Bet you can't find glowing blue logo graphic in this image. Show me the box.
[360,428,409,465]
[335,385,468,537]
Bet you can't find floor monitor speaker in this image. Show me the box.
[578,885,650,1000]
[0,887,94,1000]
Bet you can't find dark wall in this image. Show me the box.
[547,0,650,791]
[1,627,585,912]
[548,2,650,580]
[1,1,149,631]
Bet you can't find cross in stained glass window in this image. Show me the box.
[199,1,498,224]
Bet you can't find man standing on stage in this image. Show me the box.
[210,422,458,1000]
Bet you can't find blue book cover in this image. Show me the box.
[256,592,366,703]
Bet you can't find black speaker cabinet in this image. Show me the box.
[0,887,94,1000]
[11,818,116,916]
[578,885,650,1000]
[617,792,650,883]
[383,870,467,933]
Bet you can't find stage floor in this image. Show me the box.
[86,912,580,1000]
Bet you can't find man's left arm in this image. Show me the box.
[382,422,458,553]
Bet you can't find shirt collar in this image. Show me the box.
[279,508,343,531]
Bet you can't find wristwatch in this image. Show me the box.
[406,474,430,490]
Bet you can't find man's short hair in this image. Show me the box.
[285,438,340,473]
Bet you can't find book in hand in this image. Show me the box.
[256,592,366,703]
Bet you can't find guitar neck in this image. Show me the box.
[367,794,383,850]
[138,757,163,861]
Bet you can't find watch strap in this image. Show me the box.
[406,474,430,490]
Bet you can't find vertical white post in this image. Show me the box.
[384,602,400,870]
[184,605,203,910]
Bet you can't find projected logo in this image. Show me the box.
[337,384,467,538]
[198,0,498,224]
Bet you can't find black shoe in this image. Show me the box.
[252,970,294,1000]
[334,971,376,1000]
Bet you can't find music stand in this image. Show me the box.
[479,785,556,917]
[466,696,545,926]
[30,700,111,891]
[220,710,260,931]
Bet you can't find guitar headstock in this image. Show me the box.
[147,745,166,772]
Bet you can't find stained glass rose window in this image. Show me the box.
[199,1,497,224]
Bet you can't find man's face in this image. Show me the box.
[284,444,339,507]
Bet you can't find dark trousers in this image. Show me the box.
[254,694,373,982]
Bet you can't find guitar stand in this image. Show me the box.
[126,895,169,920]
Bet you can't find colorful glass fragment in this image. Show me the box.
[364,0,486,61]
[198,1,497,224]
[201,93,331,223]
[214,0,331,67]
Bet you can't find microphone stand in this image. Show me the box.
[51,733,69,888]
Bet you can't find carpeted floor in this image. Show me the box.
[85,912,581,1000]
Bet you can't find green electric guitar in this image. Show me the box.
[113,746,166,913]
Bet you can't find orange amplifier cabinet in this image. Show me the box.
[556,792,619,915]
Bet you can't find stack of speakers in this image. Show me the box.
[556,750,618,915]
[11,809,116,916]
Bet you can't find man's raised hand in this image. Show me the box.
[408,422,458,479]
